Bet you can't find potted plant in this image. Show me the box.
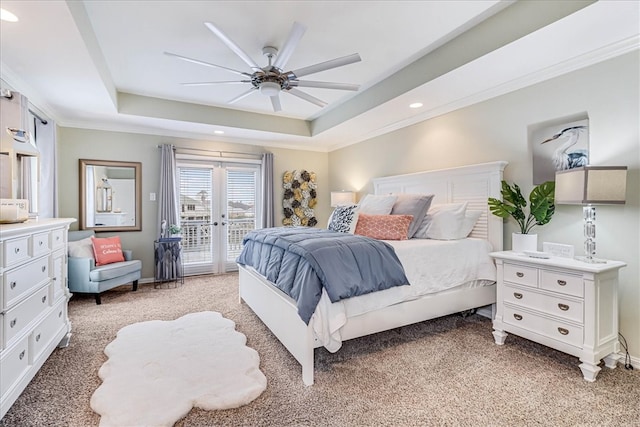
[168,224,182,237]
[488,180,555,252]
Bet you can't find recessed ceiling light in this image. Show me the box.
[214,130,225,135]
[409,102,423,109]
[0,8,18,22]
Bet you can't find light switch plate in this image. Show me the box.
[543,242,575,258]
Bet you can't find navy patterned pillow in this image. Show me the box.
[328,205,359,233]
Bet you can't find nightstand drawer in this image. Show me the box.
[503,305,583,348]
[540,270,583,298]
[504,284,583,324]
[504,263,538,287]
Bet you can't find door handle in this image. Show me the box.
[213,222,218,226]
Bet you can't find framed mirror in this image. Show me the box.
[79,159,142,231]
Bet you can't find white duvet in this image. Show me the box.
[310,238,496,352]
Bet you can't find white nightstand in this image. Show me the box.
[490,251,626,381]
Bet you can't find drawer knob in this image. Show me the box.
[42,295,47,304]
[558,327,569,335]
[513,313,523,321]
[58,311,63,318]
[56,236,60,241]
[557,280,567,286]
[558,303,569,311]
[10,318,17,328]
[516,272,524,278]
[39,240,44,246]
[36,333,41,342]
[19,350,25,360]
[14,247,20,253]
[42,265,46,272]
[513,292,523,299]
[10,281,17,290]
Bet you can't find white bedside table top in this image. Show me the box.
[490,251,627,273]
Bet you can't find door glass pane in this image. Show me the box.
[178,167,213,267]
[226,168,257,262]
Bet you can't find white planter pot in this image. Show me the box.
[512,233,537,253]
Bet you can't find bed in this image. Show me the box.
[238,161,507,385]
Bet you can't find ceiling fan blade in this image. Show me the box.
[286,88,327,108]
[204,22,261,71]
[164,52,252,77]
[290,53,361,78]
[289,80,360,91]
[228,88,257,105]
[181,81,250,86]
[270,95,282,112]
[272,22,306,71]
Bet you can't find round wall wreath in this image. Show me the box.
[282,170,317,227]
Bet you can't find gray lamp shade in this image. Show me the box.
[555,166,627,205]
[330,191,356,207]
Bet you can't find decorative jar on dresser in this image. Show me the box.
[0,218,75,419]
[490,251,626,382]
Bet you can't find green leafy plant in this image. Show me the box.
[168,224,181,235]
[488,180,555,234]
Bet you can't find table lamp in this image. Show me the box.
[554,166,627,263]
[330,191,356,207]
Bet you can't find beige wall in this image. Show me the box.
[57,129,329,280]
[329,52,640,359]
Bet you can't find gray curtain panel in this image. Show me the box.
[35,116,57,218]
[157,144,180,239]
[261,152,274,228]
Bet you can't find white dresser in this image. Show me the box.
[490,251,626,382]
[0,218,75,419]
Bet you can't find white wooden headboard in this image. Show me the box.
[373,161,508,251]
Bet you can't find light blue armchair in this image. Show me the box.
[67,230,142,304]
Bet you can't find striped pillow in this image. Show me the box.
[354,213,413,240]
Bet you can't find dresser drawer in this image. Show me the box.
[540,270,584,298]
[30,300,67,363]
[51,228,65,250]
[0,335,29,398]
[3,256,50,310]
[31,231,51,257]
[504,263,538,287]
[3,285,51,347]
[3,237,30,269]
[503,305,583,348]
[503,284,584,324]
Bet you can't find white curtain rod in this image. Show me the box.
[157,145,263,159]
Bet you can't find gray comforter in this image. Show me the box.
[236,227,409,324]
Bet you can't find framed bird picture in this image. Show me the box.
[531,118,589,184]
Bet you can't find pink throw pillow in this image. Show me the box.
[354,213,413,240]
[92,236,125,266]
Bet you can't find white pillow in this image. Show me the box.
[419,202,468,240]
[458,210,483,239]
[68,237,95,259]
[358,194,397,215]
[327,204,359,233]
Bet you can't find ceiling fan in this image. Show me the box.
[164,21,362,112]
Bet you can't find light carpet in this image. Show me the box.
[90,311,266,427]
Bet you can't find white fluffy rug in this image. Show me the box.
[90,311,267,427]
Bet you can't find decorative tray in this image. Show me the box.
[0,218,29,224]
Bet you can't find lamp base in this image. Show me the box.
[575,255,607,264]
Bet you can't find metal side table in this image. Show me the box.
[154,237,184,288]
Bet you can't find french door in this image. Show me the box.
[177,159,261,275]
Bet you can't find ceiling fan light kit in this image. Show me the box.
[166,21,362,113]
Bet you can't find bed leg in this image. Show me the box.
[302,360,314,386]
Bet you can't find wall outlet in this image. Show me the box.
[543,242,575,258]
[149,192,156,201]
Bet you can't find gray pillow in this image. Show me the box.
[390,193,435,238]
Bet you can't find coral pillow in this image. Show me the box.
[354,213,413,240]
[92,236,125,266]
